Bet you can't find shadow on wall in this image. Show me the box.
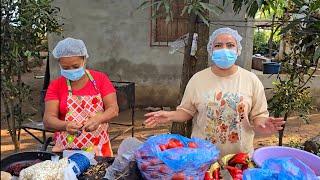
[91,58,182,106]
[93,58,181,83]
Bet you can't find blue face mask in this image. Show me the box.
[60,66,85,81]
[211,49,238,69]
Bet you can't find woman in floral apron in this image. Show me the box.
[144,27,285,157]
[44,37,118,157]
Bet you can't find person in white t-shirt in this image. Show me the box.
[144,27,285,157]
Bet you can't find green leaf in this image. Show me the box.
[164,1,170,13]
[187,5,193,14]
[199,2,223,16]
[313,47,320,62]
[291,0,304,6]
[196,10,209,26]
[136,1,162,11]
[310,0,320,11]
[279,19,302,34]
[180,5,188,16]
[136,1,150,10]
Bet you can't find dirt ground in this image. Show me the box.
[1,65,320,159]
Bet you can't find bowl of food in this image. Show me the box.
[253,146,320,176]
[0,151,57,177]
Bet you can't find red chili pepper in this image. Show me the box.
[212,168,220,180]
[225,166,243,179]
[204,171,213,180]
[228,152,249,166]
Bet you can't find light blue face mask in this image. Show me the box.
[60,66,85,81]
[211,49,238,69]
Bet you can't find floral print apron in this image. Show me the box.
[53,70,113,157]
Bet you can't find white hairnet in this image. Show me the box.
[52,37,89,59]
[207,27,242,56]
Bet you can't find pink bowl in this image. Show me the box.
[253,146,320,176]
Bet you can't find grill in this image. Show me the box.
[110,81,135,139]
[112,81,135,112]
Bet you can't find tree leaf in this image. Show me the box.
[136,0,150,10]
[291,0,304,6]
[195,10,209,26]
[187,5,193,14]
[180,5,188,16]
[313,47,320,62]
[199,2,223,16]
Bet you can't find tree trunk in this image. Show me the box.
[278,112,288,146]
[268,14,276,57]
[171,7,209,137]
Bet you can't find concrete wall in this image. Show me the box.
[48,0,254,106]
[49,0,183,106]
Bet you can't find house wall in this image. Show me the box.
[49,0,184,106]
[48,0,259,107]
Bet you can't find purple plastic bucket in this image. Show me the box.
[253,146,320,176]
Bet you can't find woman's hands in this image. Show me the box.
[66,121,82,135]
[82,113,103,132]
[144,111,173,128]
[66,113,104,134]
[254,117,285,135]
[144,110,193,128]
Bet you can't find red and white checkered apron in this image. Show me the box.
[53,70,113,157]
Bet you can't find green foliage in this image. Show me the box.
[253,30,268,55]
[230,0,265,18]
[268,0,319,121]
[253,30,281,55]
[1,0,62,150]
[138,0,223,26]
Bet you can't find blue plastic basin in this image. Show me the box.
[263,62,281,74]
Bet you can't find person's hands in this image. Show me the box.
[66,121,82,135]
[144,111,172,128]
[254,117,285,135]
[82,113,103,132]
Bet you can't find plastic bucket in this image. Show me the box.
[253,146,320,176]
[262,62,280,74]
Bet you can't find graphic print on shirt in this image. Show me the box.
[204,90,246,145]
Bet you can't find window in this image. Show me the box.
[150,0,189,46]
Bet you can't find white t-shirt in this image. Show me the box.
[177,66,269,157]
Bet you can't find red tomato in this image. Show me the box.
[159,165,169,173]
[167,141,178,149]
[159,144,167,151]
[171,138,184,147]
[186,176,194,180]
[172,172,186,180]
[140,162,149,171]
[149,158,161,165]
[188,142,198,148]
[175,141,184,147]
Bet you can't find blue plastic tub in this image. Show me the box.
[263,62,281,74]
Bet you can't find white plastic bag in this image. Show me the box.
[104,137,143,180]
